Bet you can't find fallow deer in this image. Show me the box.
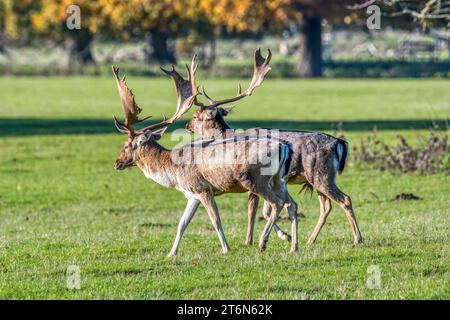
[112,58,299,257]
[182,49,363,246]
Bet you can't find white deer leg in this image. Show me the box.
[262,201,291,242]
[168,198,200,257]
[200,193,230,254]
[259,202,282,251]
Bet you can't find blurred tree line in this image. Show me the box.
[0,0,449,77]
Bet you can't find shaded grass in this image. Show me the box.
[0,77,449,299]
[0,118,448,137]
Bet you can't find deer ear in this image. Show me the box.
[219,107,234,117]
[205,108,217,120]
[152,127,168,140]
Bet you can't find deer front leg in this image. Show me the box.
[200,193,230,254]
[168,198,200,257]
[259,202,282,251]
[245,192,259,245]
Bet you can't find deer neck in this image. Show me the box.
[205,115,232,139]
[135,143,178,188]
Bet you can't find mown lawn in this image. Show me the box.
[0,77,449,299]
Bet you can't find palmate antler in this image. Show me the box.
[112,61,198,136]
[112,66,149,134]
[155,55,200,130]
[197,48,272,109]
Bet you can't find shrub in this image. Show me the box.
[352,128,450,174]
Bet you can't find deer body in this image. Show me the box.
[118,134,296,256]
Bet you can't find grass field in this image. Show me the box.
[0,77,449,299]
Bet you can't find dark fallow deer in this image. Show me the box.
[183,49,363,246]
[112,57,299,256]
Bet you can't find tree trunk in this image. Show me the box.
[199,37,216,68]
[147,30,176,64]
[207,37,216,67]
[68,29,95,66]
[297,13,323,77]
[0,35,7,55]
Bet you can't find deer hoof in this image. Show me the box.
[277,230,291,242]
[259,241,267,252]
[353,237,363,246]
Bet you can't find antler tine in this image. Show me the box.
[113,115,129,134]
[202,86,215,104]
[112,65,148,135]
[186,54,199,96]
[160,64,184,83]
[198,48,272,109]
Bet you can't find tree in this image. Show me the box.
[3,0,214,65]
[30,0,103,66]
[0,0,41,48]
[197,0,356,77]
[99,0,208,64]
[286,1,359,77]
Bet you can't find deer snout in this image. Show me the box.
[114,160,125,171]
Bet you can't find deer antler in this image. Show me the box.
[112,62,197,136]
[154,55,199,130]
[112,66,153,135]
[195,48,271,109]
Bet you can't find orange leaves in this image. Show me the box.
[197,0,293,33]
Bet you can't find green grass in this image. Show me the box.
[0,77,449,299]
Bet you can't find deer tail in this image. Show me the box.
[335,138,348,175]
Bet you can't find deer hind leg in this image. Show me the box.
[316,183,363,245]
[238,177,290,243]
[262,201,291,242]
[199,193,231,254]
[245,192,259,245]
[168,198,200,257]
[307,192,332,245]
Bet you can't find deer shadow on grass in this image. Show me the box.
[0,118,447,137]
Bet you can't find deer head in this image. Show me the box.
[183,49,271,137]
[112,59,198,170]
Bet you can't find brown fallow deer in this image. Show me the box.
[112,58,299,257]
[182,49,363,246]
